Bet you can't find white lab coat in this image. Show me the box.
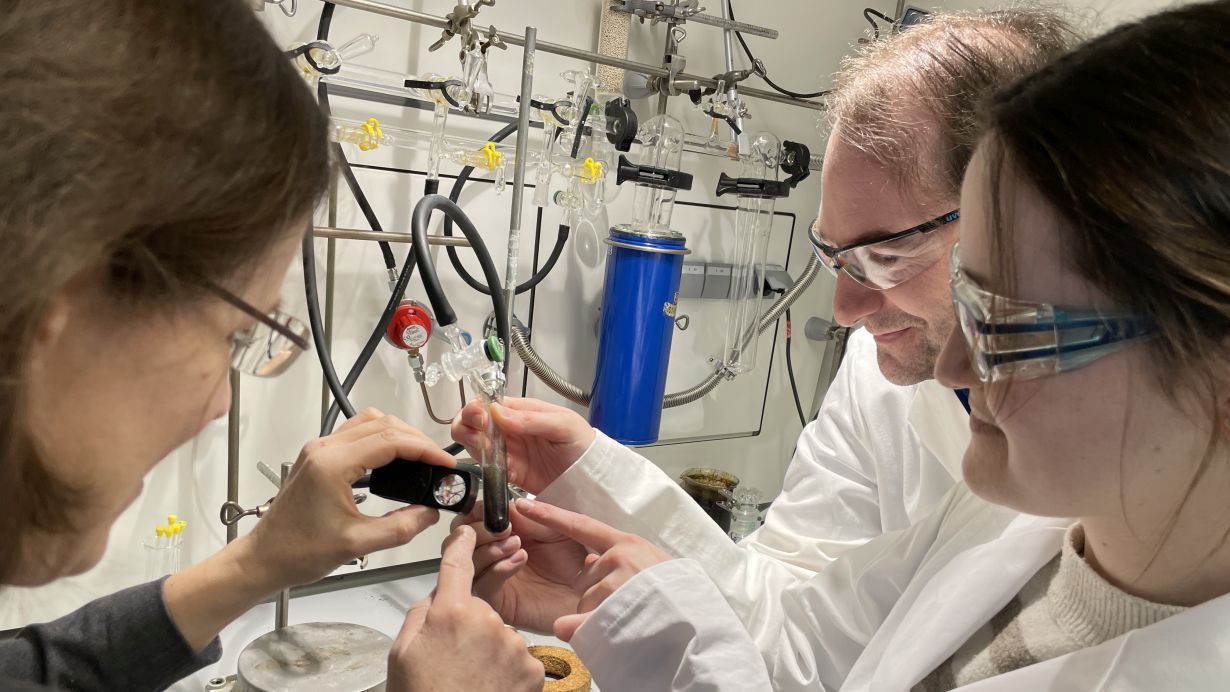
[744,328,969,573]
[569,483,1230,691]
[536,327,970,674]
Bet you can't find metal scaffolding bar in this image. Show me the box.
[313,226,472,246]
[325,0,825,112]
[504,27,536,354]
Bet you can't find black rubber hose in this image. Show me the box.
[728,1,830,100]
[306,232,465,456]
[318,241,416,435]
[316,1,402,433]
[569,97,594,159]
[312,4,463,456]
[785,308,807,427]
[317,3,334,40]
[442,122,569,295]
[411,195,509,351]
[317,4,397,271]
[304,231,357,421]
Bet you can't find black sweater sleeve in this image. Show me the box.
[0,578,222,691]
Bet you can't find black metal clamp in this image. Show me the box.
[520,96,574,127]
[715,173,791,199]
[404,78,468,109]
[605,98,639,152]
[781,140,812,188]
[715,141,812,199]
[284,42,341,76]
[615,154,694,190]
[704,106,743,136]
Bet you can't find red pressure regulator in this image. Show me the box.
[385,300,433,351]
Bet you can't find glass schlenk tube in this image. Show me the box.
[426,327,510,534]
[628,114,687,233]
[723,133,782,374]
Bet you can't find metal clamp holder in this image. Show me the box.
[429,0,496,52]
[615,154,694,190]
[715,172,791,199]
[220,498,273,526]
[263,0,297,17]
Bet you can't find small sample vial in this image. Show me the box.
[727,487,764,543]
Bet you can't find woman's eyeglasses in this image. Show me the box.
[811,209,960,290]
[205,281,311,378]
[948,243,1154,383]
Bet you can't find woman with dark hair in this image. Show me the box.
[0,1,541,690]
[451,2,1230,689]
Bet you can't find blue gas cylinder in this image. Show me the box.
[589,227,687,445]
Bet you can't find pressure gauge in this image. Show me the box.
[433,473,469,508]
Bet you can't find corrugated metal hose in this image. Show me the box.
[511,253,821,408]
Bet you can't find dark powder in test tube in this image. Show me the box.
[479,396,509,533]
[482,464,510,533]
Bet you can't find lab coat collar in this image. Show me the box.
[956,588,1230,691]
[908,379,971,482]
[866,514,1067,691]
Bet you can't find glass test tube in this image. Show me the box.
[723,133,783,374]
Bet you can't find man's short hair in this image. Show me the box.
[827,7,1080,201]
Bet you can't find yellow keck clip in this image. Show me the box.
[359,117,383,151]
[581,157,603,184]
[480,142,503,169]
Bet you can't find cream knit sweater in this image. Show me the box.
[913,524,1187,691]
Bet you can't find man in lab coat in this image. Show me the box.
[457,3,1078,649]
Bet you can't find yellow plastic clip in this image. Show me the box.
[480,142,503,169]
[581,157,604,184]
[359,117,383,152]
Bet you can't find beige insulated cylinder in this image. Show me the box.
[595,0,631,91]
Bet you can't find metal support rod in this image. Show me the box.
[895,0,907,20]
[720,0,746,154]
[225,369,241,544]
[313,226,471,246]
[274,462,293,631]
[324,0,824,111]
[320,175,339,426]
[656,25,677,116]
[504,27,536,349]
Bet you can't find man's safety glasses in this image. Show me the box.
[948,243,1155,383]
[207,282,312,378]
[811,209,960,290]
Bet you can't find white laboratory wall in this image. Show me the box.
[0,0,1195,629]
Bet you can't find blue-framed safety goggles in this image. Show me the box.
[949,243,1155,383]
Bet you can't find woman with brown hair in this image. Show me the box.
[451,2,1230,689]
[0,1,541,690]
